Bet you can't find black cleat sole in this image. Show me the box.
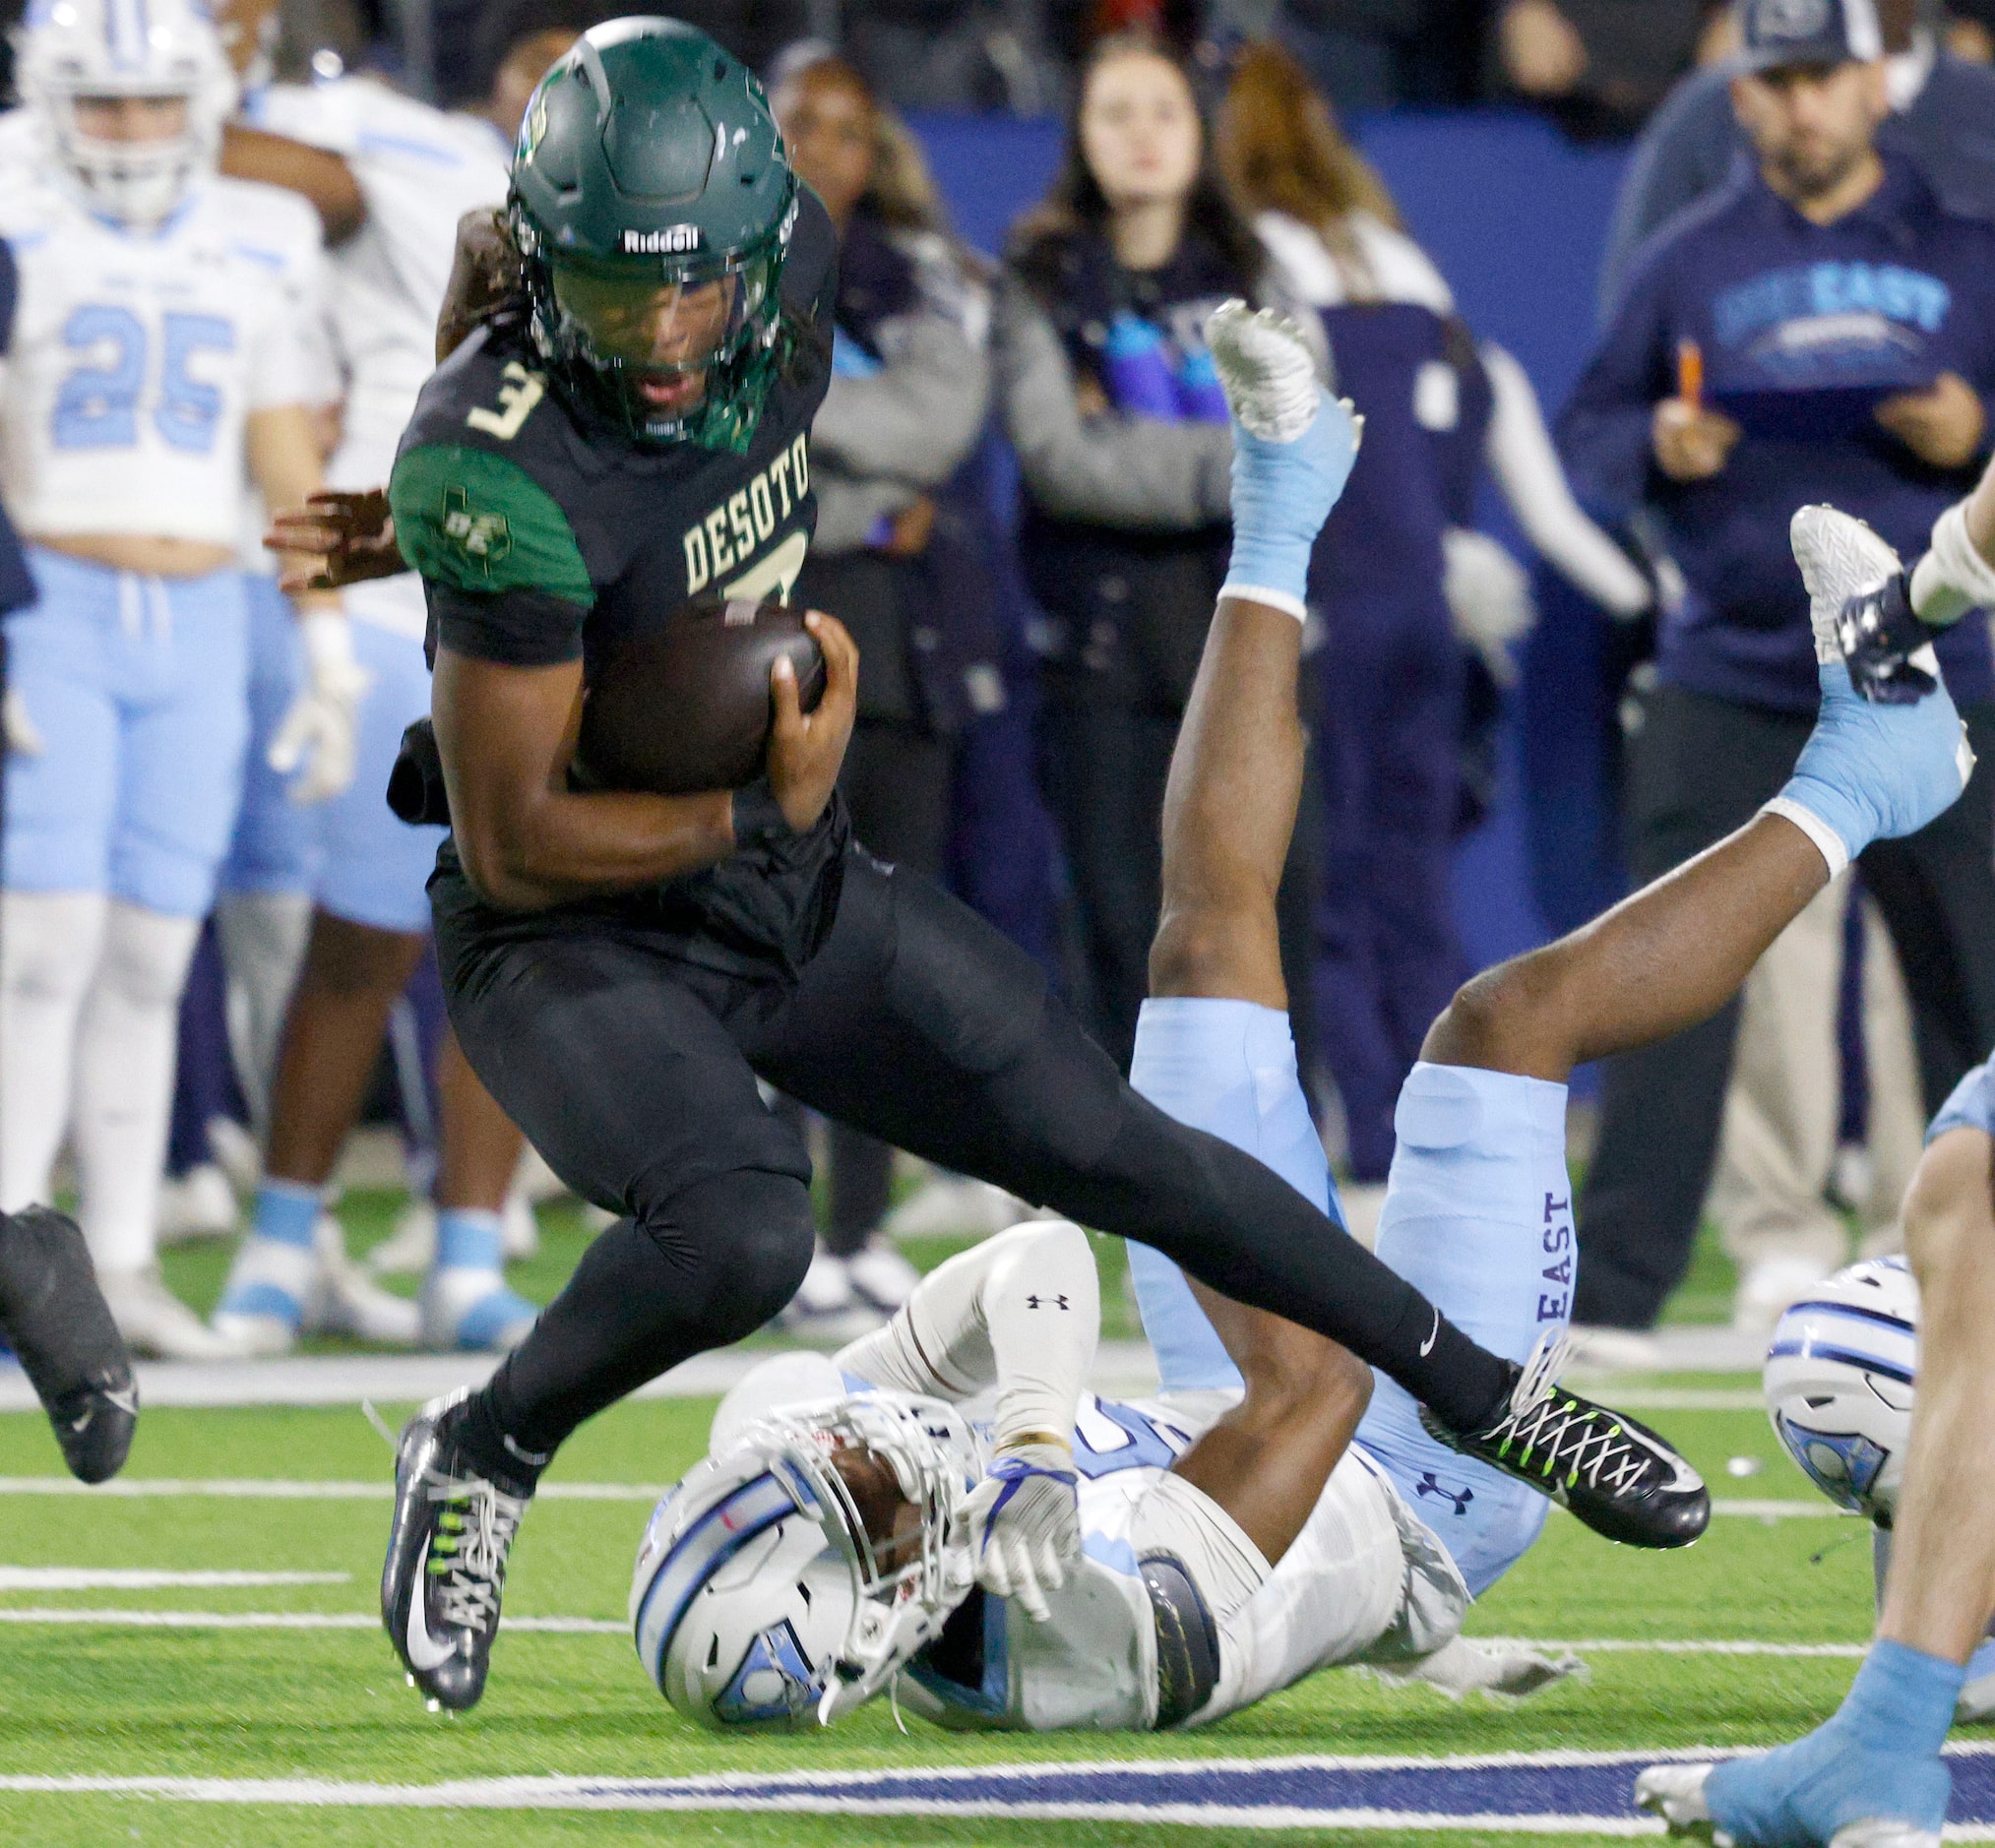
[0,1207,136,1483]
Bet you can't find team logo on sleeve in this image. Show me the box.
[441,486,514,575]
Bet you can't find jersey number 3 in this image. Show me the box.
[54,305,234,454]
[466,362,545,441]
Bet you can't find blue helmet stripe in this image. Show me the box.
[633,1472,801,1684]
[1782,1298,1916,1336]
[1766,1337,1914,1386]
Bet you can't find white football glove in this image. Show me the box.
[950,1441,1081,1623]
[271,611,371,804]
[3,684,42,756]
[1442,527,1534,685]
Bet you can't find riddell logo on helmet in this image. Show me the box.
[622,224,702,254]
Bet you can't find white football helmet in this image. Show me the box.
[633,1390,979,1729]
[17,0,234,228]
[1764,1256,1918,1521]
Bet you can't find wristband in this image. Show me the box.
[1909,501,1995,626]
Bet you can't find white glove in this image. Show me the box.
[1371,1634,1587,1701]
[270,610,370,804]
[950,1441,1081,1623]
[1442,527,1534,686]
[3,685,42,756]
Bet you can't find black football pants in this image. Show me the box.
[437,852,1509,1463]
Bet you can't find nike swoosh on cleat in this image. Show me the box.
[1418,1311,1439,1358]
[404,1581,457,1674]
[102,1388,138,1416]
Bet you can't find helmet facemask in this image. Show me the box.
[513,187,796,454]
[18,0,232,229]
[634,1393,977,1729]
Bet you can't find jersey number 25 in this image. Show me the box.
[54,305,234,454]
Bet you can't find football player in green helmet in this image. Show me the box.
[507,20,803,449]
[270,18,1707,1719]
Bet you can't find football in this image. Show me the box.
[576,594,827,795]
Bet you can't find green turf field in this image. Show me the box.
[0,1356,1893,1847]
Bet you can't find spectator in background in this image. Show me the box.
[1945,0,1995,59]
[1601,0,1995,315]
[1218,41,1650,1238]
[1559,0,1995,1347]
[995,32,1297,1073]
[1202,0,1465,115]
[765,53,994,1332]
[840,0,1069,114]
[1491,0,1716,140]
[1596,0,1995,1343]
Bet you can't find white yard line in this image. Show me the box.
[0,1569,347,1590]
[0,1609,623,1632]
[5,1748,1995,1829]
[0,1609,1868,1657]
[0,1476,663,1500]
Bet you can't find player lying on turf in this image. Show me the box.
[0,1207,135,1483]
[1638,477,1995,1848]
[635,1215,1582,1730]
[631,308,1975,1733]
[262,24,1704,1717]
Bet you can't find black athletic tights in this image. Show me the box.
[440,855,1509,1472]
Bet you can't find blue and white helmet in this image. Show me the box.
[1764,1256,1918,1521]
[17,0,234,226]
[632,1384,979,1729]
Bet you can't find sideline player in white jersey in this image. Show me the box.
[631,306,1975,1733]
[0,0,350,1357]
[209,0,593,1354]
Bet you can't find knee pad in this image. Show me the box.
[635,1167,816,1346]
[1,893,107,1000]
[94,904,201,1011]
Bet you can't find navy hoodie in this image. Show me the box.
[1561,154,1995,713]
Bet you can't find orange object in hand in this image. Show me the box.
[1677,339,1704,409]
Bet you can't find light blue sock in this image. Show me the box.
[1707,1640,1963,1843]
[435,1208,503,1272]
[1348,1061,1573,1595]
[1771,660,1969,876]
[1127,998,1338,1395]
[251,1180,322,1251]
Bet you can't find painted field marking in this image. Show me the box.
[8,1746,1995,1827]
[0,1569,347,1590]
[0,1609,623,1632]
[0,1609,1867,1656]
[0,1477,664,1501]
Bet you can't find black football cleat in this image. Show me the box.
[382,1389,532,1712]
[0,1206,136,1483]
[1420,1333,1710,1550]
[1835,570,1941,706]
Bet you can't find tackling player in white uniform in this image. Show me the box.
[211,2,589,1355]
[630,308,1976,1736]
[640,1217,1573,1731]
[0,0,347,1357]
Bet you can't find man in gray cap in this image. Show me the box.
[1558,0,1995,1353]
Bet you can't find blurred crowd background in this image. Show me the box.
[9,0,1995,1368]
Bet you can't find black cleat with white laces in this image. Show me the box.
[1834,568,1941,705]
[382,1389,535,1712]
[1419,1333,1710,1550]
[0,1206,136,1484]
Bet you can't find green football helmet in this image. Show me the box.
[509,18,798,452]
